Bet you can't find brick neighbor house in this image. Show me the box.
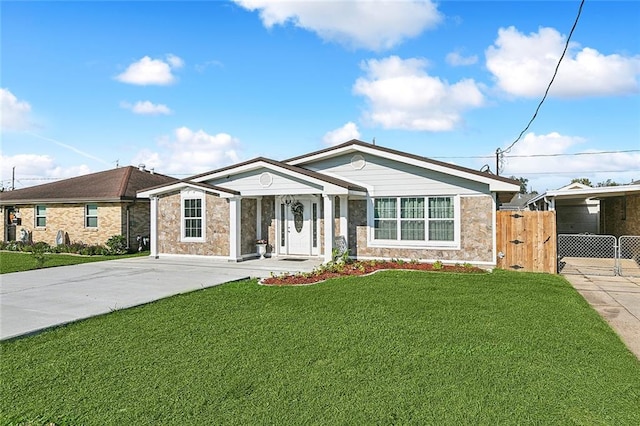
[0,166,176,249]
[138,140,520,265]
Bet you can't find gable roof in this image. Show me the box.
[137,180,240,198]
[286,139,520,191]
[0,166,177,204]
[527,182,640,207]
[189,157,368,193]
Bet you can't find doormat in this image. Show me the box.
[280,258,308,262]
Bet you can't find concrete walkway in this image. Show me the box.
[0,255,321,341]
[562,273,640,359]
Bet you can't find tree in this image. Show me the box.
[570,178,592,187]
[509,176,529,194]
[596,179,620,187]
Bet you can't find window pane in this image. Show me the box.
[374,198,396,219]
[86,217,98,228]
[401,198,424,219]
[184,199,201,218]
[374,219,397,239]
[86,204,98,216]
[429,220,454,241]
[428,197,453,219]
[36,205,46,216]
[401,220,425,240]
[185,218,202,238]
[36,217,46,227]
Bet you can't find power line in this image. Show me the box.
[432,149,640,160]
[497,0,586,173]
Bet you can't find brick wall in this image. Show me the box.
[156,192,230,256]
[601,194,640,237]
[4,203,125,246]
[241,198,257,255]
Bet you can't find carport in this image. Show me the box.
[528,182,640,277]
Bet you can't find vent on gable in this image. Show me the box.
[259,172,273,188]
[350,154,366,170]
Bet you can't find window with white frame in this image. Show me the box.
[85,204,98,228]
[35,205,47,227]
[180,189,206,242]
[373,196,456,243]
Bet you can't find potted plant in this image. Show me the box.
[256,239,268,259]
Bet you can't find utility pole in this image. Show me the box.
[495,149,500,176]
[11,166,15,190]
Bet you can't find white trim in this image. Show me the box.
[339,195,348,246]
[138,181,237,198]
[367,195,461,249]
[352,255,496,267]
[491,192,497,266]
[229,197,242,261]
[150,196,158,257]
[323,194,335,263]
[180,189,206,243]
[193,160,350,195]
[256,196,262,241]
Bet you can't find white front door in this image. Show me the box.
[285,199,311,255]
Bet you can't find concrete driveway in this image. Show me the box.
[0,256,321,341]
[562,273,640,359]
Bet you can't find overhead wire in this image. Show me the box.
[497,0,586,174]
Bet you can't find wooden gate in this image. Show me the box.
[496,211,557,273]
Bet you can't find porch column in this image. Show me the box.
[150,196,158,258]
[339,195,348,247]
[256,197,263,241]
[229,197,242,261]
[323,194,335,263]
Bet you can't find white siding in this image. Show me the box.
[305,153,488,196]
[206,168,323,196]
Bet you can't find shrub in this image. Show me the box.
[432,260,443,270]
[105,235,128,255]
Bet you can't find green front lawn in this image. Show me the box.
[1,270,638,424]
[0,251,149,274]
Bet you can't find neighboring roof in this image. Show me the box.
[499,192,539,211]
[285,139,521,191]
[528,183,640,206]
[0,166,177,204]
[189,157,368,193]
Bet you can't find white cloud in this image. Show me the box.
[486,26,640,97]
[121,100,172,115]
[445,51,478,66]
[499,132,640,192]
[132,127,241,175]
[1,88,32,131]
[353,56,484,131]
[234,0,441,50]
[0,152,91,189]
[115,54,184,86]
[323,122,361,146]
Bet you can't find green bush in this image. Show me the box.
[105,235,128,255]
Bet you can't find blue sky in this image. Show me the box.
[2,0,639,193]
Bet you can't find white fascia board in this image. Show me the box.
[552,184,640,199]
[286,145,358,166]
[137,182,235,198]
[193,160,351,193]
[289,143,518,192]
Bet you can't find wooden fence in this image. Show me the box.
[496,211,557,273]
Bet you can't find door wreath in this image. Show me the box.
[291,201,304,233]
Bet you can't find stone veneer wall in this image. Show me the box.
[601,194,640,237]
[260,196,276,255]
[156,192,230,256]
[241,198,257,255]
[348,195,494,263]
[6,203,124,246]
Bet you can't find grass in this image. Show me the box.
[0,251,149,274]
[1,270,639,424]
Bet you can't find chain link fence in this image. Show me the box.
[557,234,640,277]
[619,236,640,277]
[557,234,617,276]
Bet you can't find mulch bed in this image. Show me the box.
[260,261,486,286]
